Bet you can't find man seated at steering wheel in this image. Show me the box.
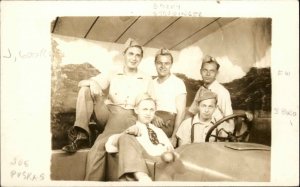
[176,89,230,145]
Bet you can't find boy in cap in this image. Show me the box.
[105,93,174,181]
[176,89,221,145]
[148,48,187,147]
[62,38,152,181]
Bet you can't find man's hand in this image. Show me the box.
[89,80,103,98]
[170,136,177,148]
[125,125,141,136]
[245,111,254,122]
[152,115,165,128]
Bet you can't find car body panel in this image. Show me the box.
[154,142,270,181]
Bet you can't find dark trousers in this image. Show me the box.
[118,134,162,180]
[155,111,176,137]
[74,87,137,181]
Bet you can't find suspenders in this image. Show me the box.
[190,116,202,143]
[190,116,216,143]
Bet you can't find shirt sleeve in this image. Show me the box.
[176,79,187,95]
[105,134,122,153]
[147,79,155,98]
[176,119,192,145]
[90,71,111,90]
[217,88,233,116]
[188,88,201,114]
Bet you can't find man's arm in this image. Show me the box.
[105,125,141,153]
[171,93,186,147]
[184,87,202,119]
[78,79,103,100]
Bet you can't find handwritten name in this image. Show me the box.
[277,70,290,76]
[10,157,45,181]
[274,107,297,117]
[153,3,202,17]
[2,48,51,63]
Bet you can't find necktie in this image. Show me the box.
[145,124,160,145]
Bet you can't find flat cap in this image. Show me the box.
[155,48,171,56]
[135,93,156,107]
[124,38,140,50]
[195,89,217,103]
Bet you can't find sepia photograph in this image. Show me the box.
[1,1,298,186]
[50,16,271,182]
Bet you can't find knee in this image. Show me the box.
[79,86,91,95]
[78,86,93,100]
[119,134,135,145]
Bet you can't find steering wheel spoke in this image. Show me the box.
[205,113,252,142]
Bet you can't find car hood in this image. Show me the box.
[155,142,271,182]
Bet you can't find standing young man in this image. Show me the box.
[148,48,187,147]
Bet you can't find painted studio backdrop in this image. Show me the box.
[50,17,271,149]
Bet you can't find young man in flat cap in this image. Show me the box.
[62,38,151,181]
[148,48,187,147]
[176,89,220,145]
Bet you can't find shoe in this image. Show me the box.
[67,126,78,143]
[62,132,89,153]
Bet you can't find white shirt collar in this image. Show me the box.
[192,113,216,126]
[136,121,155,128]
[207,80,218,89]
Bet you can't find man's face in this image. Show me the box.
[200,62,218,85]
[135,99,156,124]
[123,46,143,70]
[198,98,216,121]
[155,55,172,78]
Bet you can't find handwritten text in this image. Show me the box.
[10,157,45,181]
[153,3,202,17]
[2,48,51,63]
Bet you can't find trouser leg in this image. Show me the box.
[74,86,109,136]
[118,134,150,179]
[155,111,176,137]
[84,107,136,181]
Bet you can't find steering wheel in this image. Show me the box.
[205,113,252,142]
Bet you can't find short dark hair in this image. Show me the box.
[201,55,220,70]
[123,45,144,57]
[154,48,173,64]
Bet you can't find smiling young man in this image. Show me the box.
[61,38,152,181]
[105,93,174,181]
[148,48,187,147]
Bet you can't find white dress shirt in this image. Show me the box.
[105,121,174,156]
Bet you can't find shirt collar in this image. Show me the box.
[136,121,155,128]
[207,80,218,90]
[155,74,173,84]
[192,113,215,126]
[116,67,145,79]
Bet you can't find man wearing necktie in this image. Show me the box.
[105,93,174,181]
